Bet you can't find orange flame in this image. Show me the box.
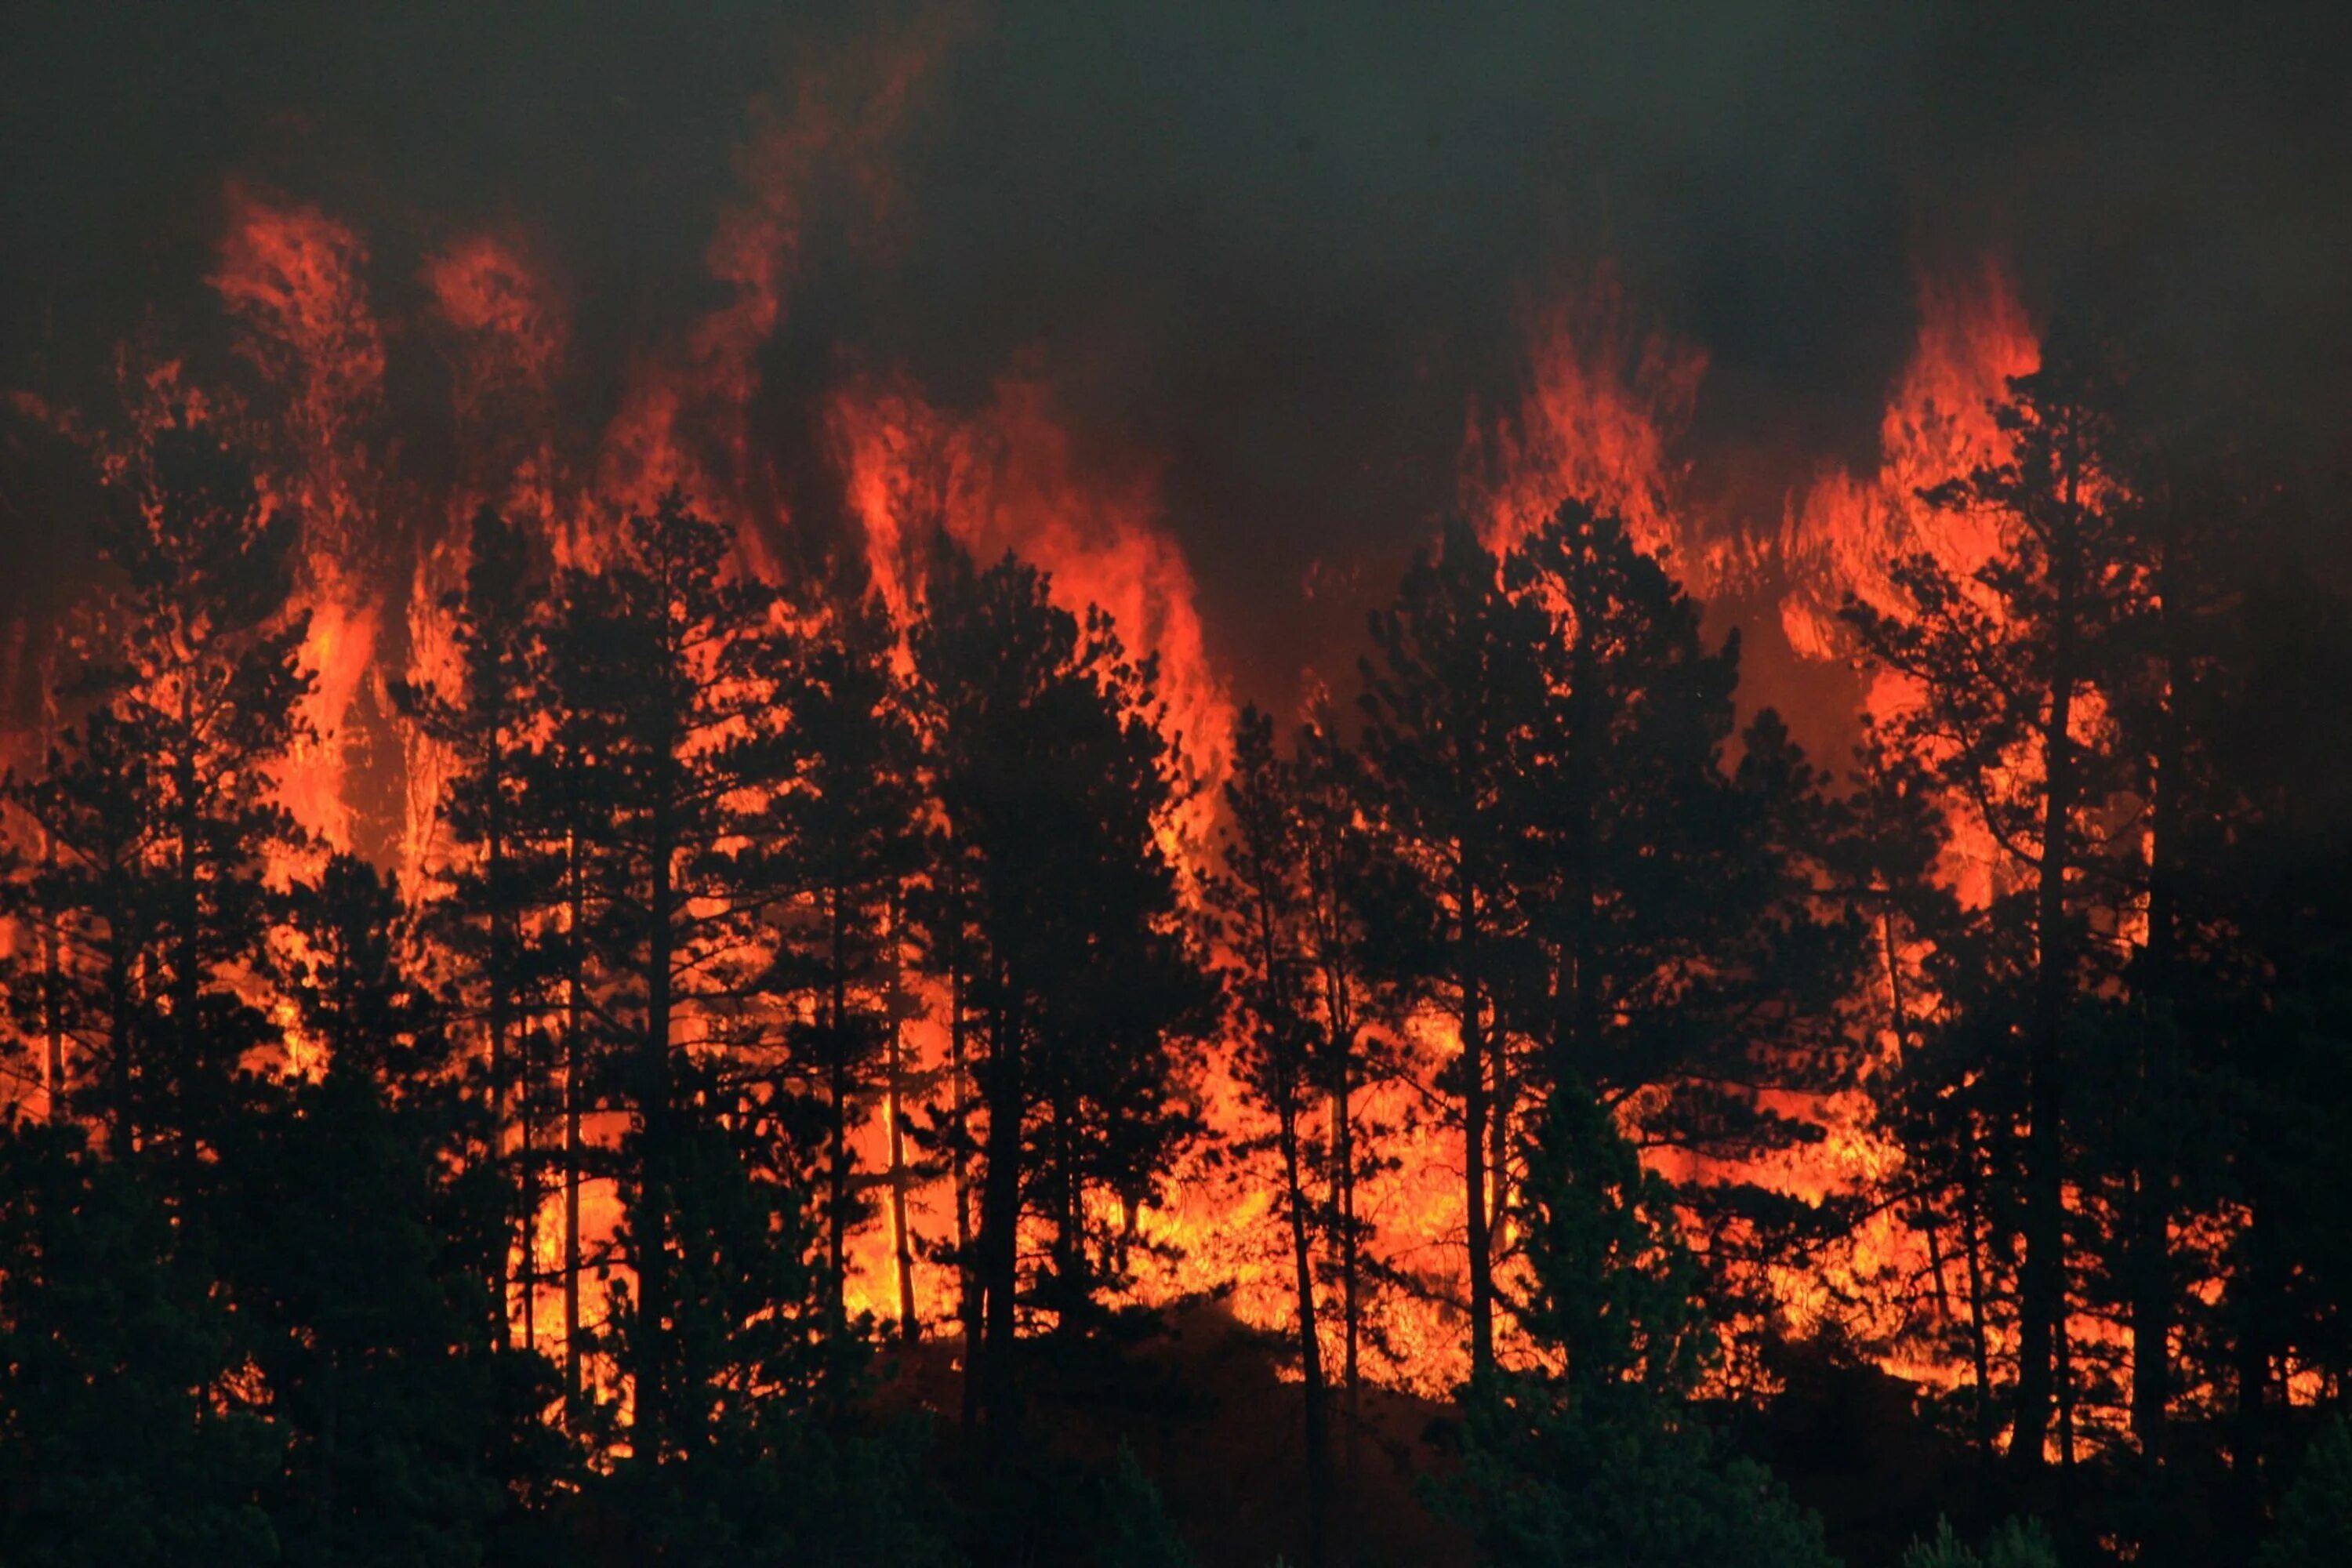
[829,372,1235,835]
[1779,263,2041,662]
[212,185,392,857]
[1465,267,1711,577]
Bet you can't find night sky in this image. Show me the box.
[5,0,2350,716]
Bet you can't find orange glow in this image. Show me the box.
[8,10,2187,1453]
[829,372,1235,834]
[1779,263,2041,661]
[211,186,392,857]
[1465,266,1712,579]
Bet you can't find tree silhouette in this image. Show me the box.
[911,542,1214,1435]
[5,417,310,1182]
[759,586,924,1341]
[540,492,793,1465]
[1846,340,2147,1476]
[1354,517,1545,1382]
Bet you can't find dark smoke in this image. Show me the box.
[5,0,2349,715]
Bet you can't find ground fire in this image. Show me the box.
[4,8,2350,1568]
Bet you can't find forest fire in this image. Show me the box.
[5,8,2351,1568]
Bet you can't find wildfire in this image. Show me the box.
[1779,263,2042,662]
[212,187,393,858]
[829,372,1236,837]
[1465,266,1711,578]
[2,16,2107,1435]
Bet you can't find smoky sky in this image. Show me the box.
[5,0,2350,710]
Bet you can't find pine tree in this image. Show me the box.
[1845,339,2147,1475]
[910,542,1214,1433]
[1440,1084,1837,1568]
[1212,704,1334,1567]
[1289,706,1399,1555]
[1353,517,1546,1382]
[394,505,556,1359]
[543,490,797,1465]
[222,852,570,1566]
[2202,567,2352,1519]
[1506,499,1857,1222]
[1835,732,2007,1453]
[4,416,310,1181]
[2091,419,2261,1479]
[0,1119,279,1566]
[759,587,924,1341]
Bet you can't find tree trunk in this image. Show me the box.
[1281,1091,1330,1568]
[173,679,201,1178]
[563,820,586,1423]
[2130,515,2186,1464]
[977,976,1025,1433]
[886,892,920,1341]
[828,878,852,1335]
[488,724,514,1352]
[2013,459,2084,1476]
[38,800,63,1122]
[1457,854,1494,1381]
[634,786,677,1464]
[1958,1131,1997,1462]
[951,917,980,1428]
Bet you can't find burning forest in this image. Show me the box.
[4,5,2352,1566]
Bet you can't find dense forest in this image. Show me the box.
[5,318,2352,1568]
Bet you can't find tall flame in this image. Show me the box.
[1779,263,2042,661]
[1465,267,1710,575]
[596,11,965,563]
[829,372,1235,832]
[212,187,392,858]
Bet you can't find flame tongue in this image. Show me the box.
[1780,264,2042,662]
[830,372,1235,844]
[212,187,391,859]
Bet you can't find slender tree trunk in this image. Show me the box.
[828,879,852,1334]
[2013,473,2083,1477]
[1892,909,1966,1330]
[563,821,586,1421]
[2130,521,2185,1464]
[635,788,677,1463]
[1281,1089,1330,1568]
[978,978,1025,1432]
[951,921,980,1428]
[521,1031,538,1352]
[1958,1132,1998,1462]
[34,657,64,1121]
[173,681,201,1178]
[885,891,920,1341]
[1050,1090,1083,1323]
[1457,855,1494,1381]
[1334,1069,1361,1568]
[1308,822,1365,1532]
[2231,1195,2275,1527]
[488,725,514,1352]
[107,919,133,1160]
[39,821,63,1120]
